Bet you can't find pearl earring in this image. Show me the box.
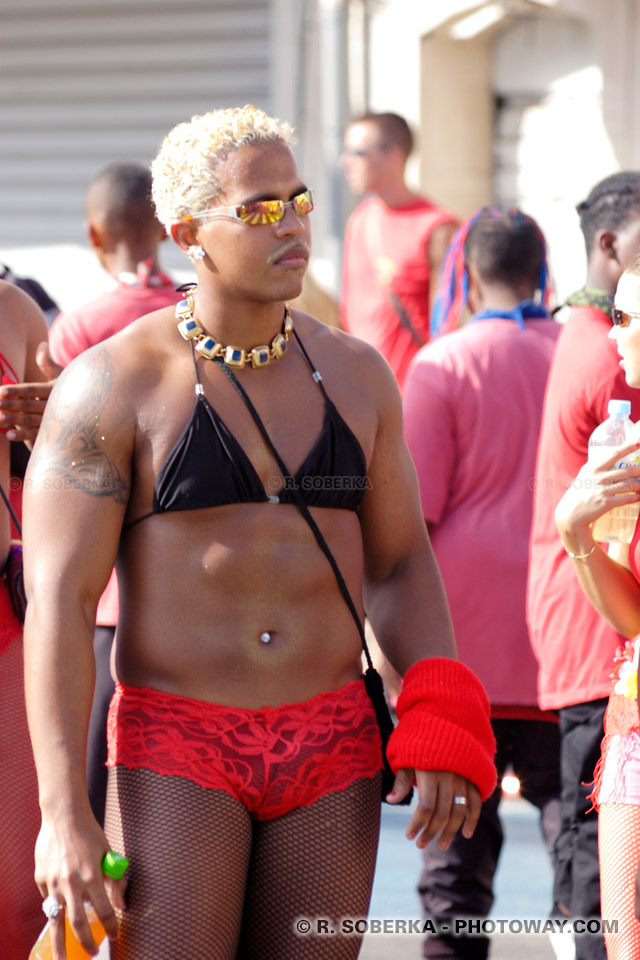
[188,245,205,261]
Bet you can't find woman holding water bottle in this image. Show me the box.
[556,253,640,959]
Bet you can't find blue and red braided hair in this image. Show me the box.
[430,206,552,338]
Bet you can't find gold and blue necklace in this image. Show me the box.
[176,289,293,370]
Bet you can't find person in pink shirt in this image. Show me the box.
[339,112,457,389]
[403,208,560,960]
[48,162,180,826]
[49,162,179,364]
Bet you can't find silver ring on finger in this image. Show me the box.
[453,795,467,806]
[42,895,63,919]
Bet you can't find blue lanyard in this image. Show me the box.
[470,299,549,332]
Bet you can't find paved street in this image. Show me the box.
[361,793,565,960]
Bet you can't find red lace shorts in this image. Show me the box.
[107,680,382,820]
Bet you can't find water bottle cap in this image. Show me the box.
[608,399,632,417]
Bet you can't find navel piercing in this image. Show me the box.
[260,632,272,644]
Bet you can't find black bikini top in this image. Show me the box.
[126,328,367,528]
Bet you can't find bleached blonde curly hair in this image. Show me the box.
[151,104,297,229]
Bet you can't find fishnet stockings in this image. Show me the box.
[105,766,252,959]
[105,766,381,959]
[599,803,640,959]
[238,773,381,959]
[0,631,43,959]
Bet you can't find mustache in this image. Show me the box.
[268,239,311,264]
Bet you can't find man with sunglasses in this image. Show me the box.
[22,105,496,960]
[529,172,640,960]
[339,112,458,390]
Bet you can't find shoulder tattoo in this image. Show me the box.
[35,347,130,504]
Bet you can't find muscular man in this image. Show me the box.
[529,171,640,960]
[0,281,49,959]
[23,105,495,960]
[340,111,457,389]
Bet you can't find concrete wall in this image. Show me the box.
[364,0,640,300]
[419,33,494,219]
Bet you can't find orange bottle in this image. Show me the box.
[29,852,128,960]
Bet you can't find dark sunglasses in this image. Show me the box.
[612,306,640,327]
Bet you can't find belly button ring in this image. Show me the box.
[260,631,272,644]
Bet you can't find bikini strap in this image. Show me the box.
[0,350,23,533]
[0,350,19,384]
[189,326,324,401]
[213,357,372,665]
[188,340,204,396]
[292,328,331,402]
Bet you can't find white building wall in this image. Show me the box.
[364,0,640,302]
[492,15,617,300]
[0,0,345,305]
[367,0,475,188]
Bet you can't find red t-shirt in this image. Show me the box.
[404,314,559,706]
[528,305,640,709]
[340,195,457,389]
[49,282,180,366]
[49,280,181,625]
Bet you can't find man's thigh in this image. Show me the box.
[105,765,253,960]
[238,775,382,960]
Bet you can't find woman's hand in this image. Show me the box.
[0,343,63,443]
[555,438,640,553]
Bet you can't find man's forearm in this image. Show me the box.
[24,606,97,816]
[364,546,456,675]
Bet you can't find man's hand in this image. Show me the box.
[35,810,126,958]
[0,342,62,441]
[387,768,482,849]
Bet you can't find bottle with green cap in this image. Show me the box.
[28,851,129,960]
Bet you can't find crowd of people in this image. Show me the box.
[2,102,640,960]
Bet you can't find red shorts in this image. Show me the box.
[107,680,382,820]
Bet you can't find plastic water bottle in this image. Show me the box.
[29,851,129,960]
[589,399,640,543]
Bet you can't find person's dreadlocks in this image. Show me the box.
[430,206,550,338]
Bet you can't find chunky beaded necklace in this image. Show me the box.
[176,290,293,370]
